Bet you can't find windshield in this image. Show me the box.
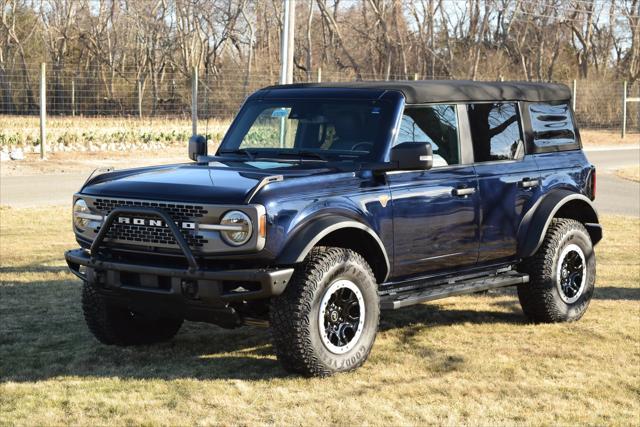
[218,99,395,162]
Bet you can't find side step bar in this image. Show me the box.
[380,271,529,310]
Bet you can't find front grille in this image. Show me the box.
[94,198,208,219]
[104,220,208,248]
[93,198,209,249]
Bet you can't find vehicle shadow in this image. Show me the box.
[380,294,526,332]
[594,286,640,301]
[0,265,69,274]
[1,273,527,383]
[1,275,288,382]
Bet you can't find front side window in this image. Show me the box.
[468,102,524,162]
[219,99,395,162]
[397,105,460,167]
[529,103,577,149]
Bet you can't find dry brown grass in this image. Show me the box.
[0,145,189,176]
[0,208,639,425]
[0,116,230,177]
[580,129,640,147]
[617,166,640,182]
[0,127,637,178]
[0,115,229,139]
[1,114,638,177]
[580,129,639,146]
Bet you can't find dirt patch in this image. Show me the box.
[617,166,640,182]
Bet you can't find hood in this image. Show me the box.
[80,161,332,204]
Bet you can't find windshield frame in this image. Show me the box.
[216,91,405,164]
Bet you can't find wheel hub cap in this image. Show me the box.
[557,243,587,304]
[318,279,365,354]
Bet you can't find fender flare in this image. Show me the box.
[276,216,391,282]
[517,189,602,258]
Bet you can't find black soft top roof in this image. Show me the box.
[263,80,571,104]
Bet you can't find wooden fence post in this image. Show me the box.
[622,81,627,139]
[39,63,46,160]
[137,80,143,119]
[71,78,75,117]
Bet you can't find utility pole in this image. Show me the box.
[192,66,198,136]
[280,0,295,85]
[286,0,295,84]
[278,0,295,148]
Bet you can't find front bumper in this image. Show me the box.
[65,248,294,302]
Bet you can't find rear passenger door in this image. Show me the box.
[469,102,540,264]
[389,104,479,278]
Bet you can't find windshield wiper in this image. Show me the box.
[218,148,256,160]
[273,150,330,162]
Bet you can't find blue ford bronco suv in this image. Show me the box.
[65,81,602,377]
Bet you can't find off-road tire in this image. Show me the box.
[270,247,380,377]
[518,218,596,323]
[82,281,183,346]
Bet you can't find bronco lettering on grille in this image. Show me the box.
[116,216,196,230]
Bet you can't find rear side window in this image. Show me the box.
[529,103,577,149]
[467,103,524,162]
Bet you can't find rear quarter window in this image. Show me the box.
[529,103,579,150]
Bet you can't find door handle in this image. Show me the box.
[453,187,476,197]
[520,178,540,189]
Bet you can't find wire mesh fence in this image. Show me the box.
[572,79,639,131]
[0,65,637,154]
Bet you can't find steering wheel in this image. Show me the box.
[351,142,373,152]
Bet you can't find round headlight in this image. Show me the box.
[220,210,252,246]
[73,199,90,230]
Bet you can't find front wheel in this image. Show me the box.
[270,247,380,377]
[82,281,183,346]
[518,218,596,323]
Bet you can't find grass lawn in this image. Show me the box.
[1,207,639,425]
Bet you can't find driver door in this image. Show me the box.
[389,104,479,278]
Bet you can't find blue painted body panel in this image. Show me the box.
[253,171,394,267]
[79,86,596,284]
[387,166,479,278]
[533,151,590,197]
[474,156,540,263]
[81,161,340,205]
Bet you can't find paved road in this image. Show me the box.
[1,147,639,216]
[585,146,640,216]
[0,173,87,208]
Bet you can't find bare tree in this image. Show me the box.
[0,0,637,117]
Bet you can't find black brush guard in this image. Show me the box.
[64,206,293,302]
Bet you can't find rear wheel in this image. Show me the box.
[82,281,183,346]
[270,247,380,377]
[518,219,596,323]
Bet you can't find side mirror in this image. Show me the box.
[188,135,207,161]
[390,142,433,171]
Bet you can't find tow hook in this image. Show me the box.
[181,279,199,299]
